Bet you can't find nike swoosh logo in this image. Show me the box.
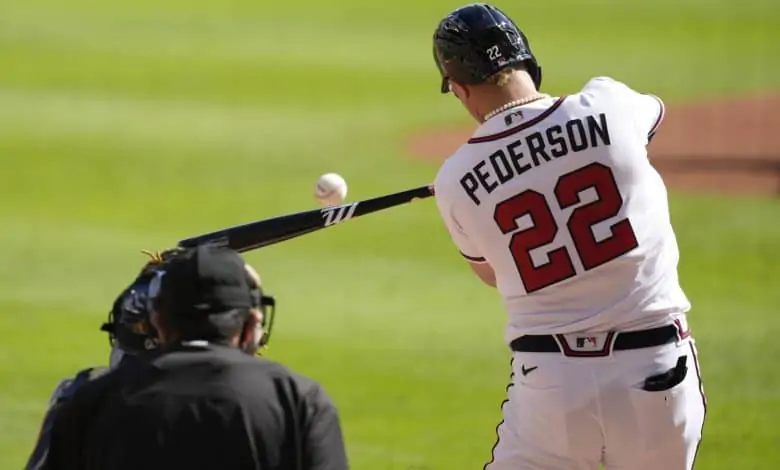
[521,365,538,376]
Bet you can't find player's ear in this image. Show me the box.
[449,80,469,101]
[239,309,263,355]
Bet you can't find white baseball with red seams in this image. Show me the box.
[314,173,348,207]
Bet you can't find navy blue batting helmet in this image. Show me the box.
[433,3,542,93]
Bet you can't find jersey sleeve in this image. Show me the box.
[433,171,487,264]
[585,76,665,142]
[301,384,349,470]
[630,91,665,142]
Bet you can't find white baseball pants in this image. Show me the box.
[484,333,706,470]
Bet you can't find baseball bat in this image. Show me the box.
[177,184,434,253]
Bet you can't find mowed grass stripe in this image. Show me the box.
[0,88,401,154]
[0,15,430,73]
[2,7,777,105]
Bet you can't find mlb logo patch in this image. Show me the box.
[504,110,524,126]
[575,336,599,349]
[556,332,615,357]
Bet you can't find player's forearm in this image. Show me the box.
[469,262,497,287]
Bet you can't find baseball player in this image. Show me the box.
[24,249,275,470]
[430,4,706,470]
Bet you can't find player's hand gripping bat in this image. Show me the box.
[177,184,434,253]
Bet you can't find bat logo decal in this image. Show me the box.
[321,203,358,227]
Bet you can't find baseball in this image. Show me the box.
[314,173,348,207]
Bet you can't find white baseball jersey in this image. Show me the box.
[434,76,691,344]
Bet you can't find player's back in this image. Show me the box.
[434,77,691,342]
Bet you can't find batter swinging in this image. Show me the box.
[430,4,706,469]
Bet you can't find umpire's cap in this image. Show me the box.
[151,245,255,316]
[433,3,542,93]
[149,245,277,346]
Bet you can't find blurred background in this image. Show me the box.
[0,0,778,468]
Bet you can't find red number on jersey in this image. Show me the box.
[493,163,639,293]
[493,191,576,293]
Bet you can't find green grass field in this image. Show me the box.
[1,0,779,468]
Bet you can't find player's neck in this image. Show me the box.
[476,78,548,123]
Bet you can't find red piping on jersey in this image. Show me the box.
[467,96,568,144]
[460,251,486,263]
[688,341,707,469]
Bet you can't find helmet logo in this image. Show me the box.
[486,45,502,61]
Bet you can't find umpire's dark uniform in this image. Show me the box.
[44,246,349,470]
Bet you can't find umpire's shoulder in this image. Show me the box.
[47,366,112,407]
[252,357,333,403]
[287,368,340,417]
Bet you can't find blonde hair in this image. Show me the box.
[485,65,525,87]
[486,69,516,87]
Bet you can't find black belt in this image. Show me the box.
[510,324,681,356]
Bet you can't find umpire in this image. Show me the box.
[44,244,349,470]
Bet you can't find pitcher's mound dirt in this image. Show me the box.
[406,95,780,197]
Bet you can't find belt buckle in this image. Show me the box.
[554,332,617,357]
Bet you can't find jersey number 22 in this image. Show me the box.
[493,162,639,293]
